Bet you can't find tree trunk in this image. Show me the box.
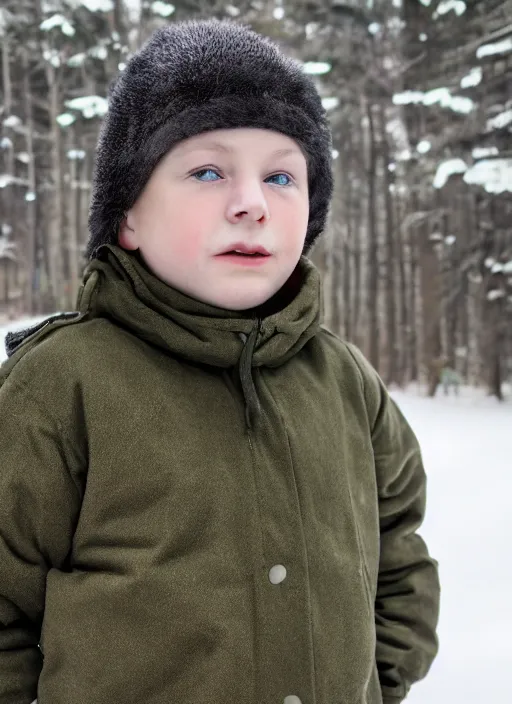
[66,127,81,309]
[418,214,442,396]
[364,96,379,368]
[380,103,397,385]
[47,67,65,309]
[22,49,37,315]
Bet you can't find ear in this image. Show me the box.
[118,212,138,250]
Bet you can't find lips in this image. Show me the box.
[217,242,270,256]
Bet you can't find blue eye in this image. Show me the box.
[266,173,292,186]
[192,170,292,186]
[193,169,221,182]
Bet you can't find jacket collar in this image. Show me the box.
[81,244,323,427]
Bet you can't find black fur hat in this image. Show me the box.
[86,19,333,259]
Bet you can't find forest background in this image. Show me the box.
[1,0,511,397]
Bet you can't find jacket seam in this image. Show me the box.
[340,341,373,434]
[259,371,318,702]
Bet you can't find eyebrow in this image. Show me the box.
[177,142,301,159]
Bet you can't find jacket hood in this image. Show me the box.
[80,245,323,427]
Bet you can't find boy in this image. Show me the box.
[0,19,440,704]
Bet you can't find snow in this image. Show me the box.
[0,315,510,703]
[396,149,412,161]
[388,387,512,704]
[460,66,482,89]
[487,289,505,301]
[416,140,431,154]
[433,158,467,188]
[56,113,76,127]
[43,49,61,68]
[321,97,339,111]
[67,149,86,160]
[150,2,175,18]
[434,155,512,193]
[0,9,7,37]
[225,5,240,16]
[0,238,15,258]
[273,7,285,20]
[67,53,86,68]
[486,109,512,130]
[472,146,498,158]
[88,46,108,61]
[40,14,75,37]
[3,115,21,128]
[76,0,114,10]
[65,96,108,119]
[303,61,331,75]
[435,0,466,16]
[464,158,512,194]
[393,89,474,115]
[477,37,512,59]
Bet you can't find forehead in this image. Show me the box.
[171,128,305,159]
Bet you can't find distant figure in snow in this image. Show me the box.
[441,366,462,396]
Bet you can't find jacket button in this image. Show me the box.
[284,697,302,704]
[269,564,287,584]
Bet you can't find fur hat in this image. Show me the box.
[86,19,333,260]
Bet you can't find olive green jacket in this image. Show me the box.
[0,245,439,704]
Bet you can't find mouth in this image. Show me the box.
[215,244,272,267]
[216,243,271,258]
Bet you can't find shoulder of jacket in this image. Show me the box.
[318,325,368,369]
[1,315,113,389]
[317,326,383,409]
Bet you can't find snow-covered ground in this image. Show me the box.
[1,318,511,701]
[390,386,511,704]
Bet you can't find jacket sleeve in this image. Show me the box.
[347,344,440,704]
[0,370,83,704]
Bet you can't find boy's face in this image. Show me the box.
[119,128,309,311]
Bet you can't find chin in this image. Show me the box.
[227,295,273,312]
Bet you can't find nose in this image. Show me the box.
[225,178,270,225]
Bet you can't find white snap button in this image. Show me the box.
[284,696,302,704]
[269,564,287,584]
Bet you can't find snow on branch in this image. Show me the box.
[40,14,75,37]
[460,67,482,89]
[67,0,114,11]
[486,110,512,131]
[433,158,467,188]
[477,37,512,59]
[393,88,474,114]
[65,96,108,119]
[434,157,512,193]
[151,2,175,17]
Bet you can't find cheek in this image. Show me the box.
[170,208,209,263]
[279,201,309,245]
